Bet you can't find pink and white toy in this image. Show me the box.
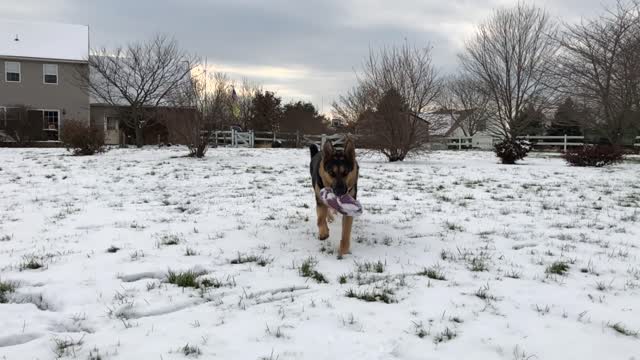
[320,188,363,217]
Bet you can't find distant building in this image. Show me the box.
[0,20,90,142]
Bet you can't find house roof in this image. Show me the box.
[419,112,458,137]
[0,19,88,62]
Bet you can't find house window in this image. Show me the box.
[43,64,58,84]
[5,62,20,82]
[106,116,118,130]
[43,110,60,131]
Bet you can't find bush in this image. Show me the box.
[494,139,531,164]
[60,120,105,156]
[563,145,624,167]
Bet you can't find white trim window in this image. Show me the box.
[105,116,119,131]
[5,61,20,82]
[43,110,60,131]
[43,64,58,84]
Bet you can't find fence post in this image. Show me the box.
[564,134,567,152]
[458,136,462,150]
[232,129,236,147]
[251,130,255,148]
[296,130,300,148]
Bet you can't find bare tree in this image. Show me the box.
[338,43,441,161]
[206,72,234,130]
[438,75,491,137]
[459,2,559,140]
[360,43,442,120]
[331,85,375,129]
[557,0,640,144]
[358,87,432,161]
[164,67,209,157]
[237,78,262,130]
[81,34,196,147]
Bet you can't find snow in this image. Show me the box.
[0,147,639,359]
[0,19,88,62]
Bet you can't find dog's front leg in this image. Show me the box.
[316,204,330,240]
[339,215,353,256]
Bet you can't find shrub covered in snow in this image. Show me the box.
[563,145,624,167]
[60,120,105,156]
[494,139,531,164]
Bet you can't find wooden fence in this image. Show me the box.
[209,130,346,148]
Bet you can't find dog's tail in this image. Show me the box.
[309,144,319,159]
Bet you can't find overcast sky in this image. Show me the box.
[2,0,614,115]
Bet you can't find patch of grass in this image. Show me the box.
[504,269,522,279]
[608,322,639,337]
[52,335,85,358]
[299,257,328,284]
[338,274,348,284]
[412,321,429,338]
[535,304,550,315]
[469,257,488,272]
[230,253,272,267]
[184,247,198,256]
[166,269,206,289]
[19,256,44,271]
[475,284,497,301]
[0,234,12,242]
[130,250,144,261]
[259,350,280,360]
[88,347,102,360]
[180,344,202,357]
[265,324,287,339]
[356,260,385,273]
[595,280,610,292]
[444,221,464,232]
[417,266,446,281]
[545,261,570,276]
[0,280,17,303]
[157,233,182,246]
[106,245,120,253]
[345,288,396,304]
[433,327,457,344]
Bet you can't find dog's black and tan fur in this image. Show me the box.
[310,138,359,256]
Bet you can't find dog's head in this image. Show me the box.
[320,137,357,196]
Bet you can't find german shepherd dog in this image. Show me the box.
[310,138,359,256]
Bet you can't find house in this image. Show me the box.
[421,110,495,150]
[0,19,90,142]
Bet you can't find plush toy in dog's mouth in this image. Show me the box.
[320,188,363,217]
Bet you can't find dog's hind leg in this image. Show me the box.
[316,204,330,240]
[339,216,353,257]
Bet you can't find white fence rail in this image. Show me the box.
[517,135,585,151]
[443,135,589,151]
[635,136,640,147]
[209,130,350,148]
[303,134,352,149]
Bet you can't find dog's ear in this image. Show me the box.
[344,137,356,163]
[322,140,334,160]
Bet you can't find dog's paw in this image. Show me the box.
[338,247,351,257]
[318,232,330,241]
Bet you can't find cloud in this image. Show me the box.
[1,0,619,116]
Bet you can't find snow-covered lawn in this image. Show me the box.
[0,147,639,360]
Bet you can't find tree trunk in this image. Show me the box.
[135,126,144,148]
